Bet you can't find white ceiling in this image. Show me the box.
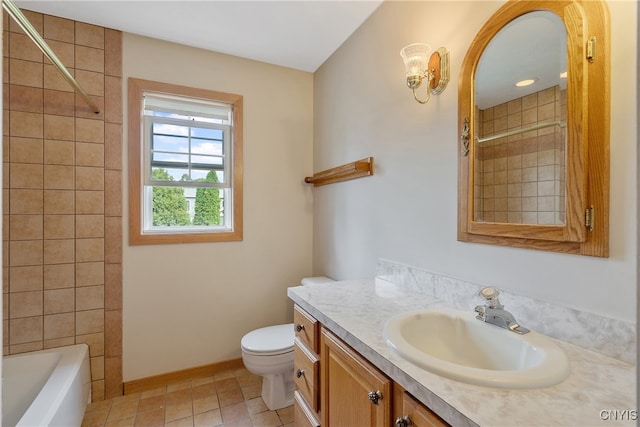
[15,0,383,73]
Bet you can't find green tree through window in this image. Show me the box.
[193,170,222,225]
[152,168,191,226]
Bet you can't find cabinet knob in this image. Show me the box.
[395,416,413,427]
[295,324,304,332]
[296,368,304,378]
[368,390,382,405]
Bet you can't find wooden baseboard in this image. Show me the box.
[123,358,245,395]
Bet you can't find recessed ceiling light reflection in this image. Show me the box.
[515,78,537,87]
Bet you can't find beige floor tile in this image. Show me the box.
[165,401,193,423]
[82,367,293,427]
[193,408,223,427]
[218,389,245,408]
[193,395,220,415]
[133,408,164,427]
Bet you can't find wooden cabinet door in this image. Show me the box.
[394,384,449,427]
[320,328,392,427]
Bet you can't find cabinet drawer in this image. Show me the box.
[294,338,319,412]
[294,391,320,427]
[294,305,319,353]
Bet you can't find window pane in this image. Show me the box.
[146,184,226,228]
[152,134,189,153]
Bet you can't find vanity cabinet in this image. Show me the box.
[293,306,321,426]
[293,304,449,427]
[321,327,392,426]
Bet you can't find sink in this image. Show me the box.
[383,309,570,388]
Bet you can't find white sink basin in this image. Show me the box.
[383,309,570,388]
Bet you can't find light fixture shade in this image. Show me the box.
[400,43,432,77]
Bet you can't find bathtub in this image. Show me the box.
[2,344,91,427]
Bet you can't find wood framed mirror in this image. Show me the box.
[458,0,610,257]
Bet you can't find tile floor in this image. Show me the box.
[81,367,294,427]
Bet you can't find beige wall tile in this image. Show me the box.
[10,214,43,240]
[104,170,122,217]
[76,142,104,167]
[105,309,122,358]
[44,312,75,339]
[44,63,74,92]
[76,22,104,49]
[76,238,104,262]
[44,336,75,349]
[76,70,104,96]
[10,85,43,113]
[91,355,105,381]
[10,163,43,189]
[44,90,76,117]
[9,59,43,87]
[104,30,122,78]
[9,316,43,344]
[9,10,43,33]
[43,15,75,43]
[10,341,43,353]
[10,137,43,164]
[105,263,121,310]
[76,308,104,335]
[77,285,104,311]
[9,265,43,292]
[76,190,104,214]
[44,288,74,314]
[76,118,104,143]
[104,123,122,170]
[44,115,75,140]
[44,263,75,289]
[10,111,43,138]
[105,76,122,124]
[75,93,105,120]
[44,189,75,214]
[105,217,121,264]
[44,139,75,165]
[9,240,43,266]
[10,291,43,318]
[9,189,43,214]
[76,166,104,190]
[44,214,75,239]
[76,214,104,238]
[43,239,75,265]
[43,39,74,69]
[9,32,43,62]
[76,261,104,287]
[77,331,104,357]
[44,165,74,189]
[76,45,104,73]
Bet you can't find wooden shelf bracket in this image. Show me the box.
[304,157,374,187]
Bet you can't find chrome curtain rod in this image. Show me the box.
[2,0,100,114]
[476,121,565,144]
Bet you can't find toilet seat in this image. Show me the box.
[241,324,294,356]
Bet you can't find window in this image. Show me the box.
[128,78,243,244]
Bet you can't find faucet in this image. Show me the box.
[474,287,530,334]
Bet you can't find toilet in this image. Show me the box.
[240,276,334,410]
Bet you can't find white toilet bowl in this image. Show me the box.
[240,276,334,410]
[241,324,295,410]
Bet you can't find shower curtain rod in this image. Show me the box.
[2,0,100,114]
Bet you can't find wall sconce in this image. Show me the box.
[400,43,450,104]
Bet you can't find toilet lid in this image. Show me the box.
[241,324,294,355]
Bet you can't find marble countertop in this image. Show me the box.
[287,279,636,427]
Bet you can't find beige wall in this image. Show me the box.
[313,1,637,322]
[2,10,123,400]
[122,34,314,381]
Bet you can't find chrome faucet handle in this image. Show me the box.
[479,286,503,309]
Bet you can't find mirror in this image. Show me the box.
[474,11,567,226]
[458,0,610,257]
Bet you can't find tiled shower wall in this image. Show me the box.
[474,86,566,224]
[2,10,123,400]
